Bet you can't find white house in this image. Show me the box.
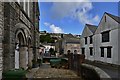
[80,24,97,61]
[94,12,120,65]
[42,43,55,56]
[81,12,120,65]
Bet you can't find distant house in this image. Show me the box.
[42,43,55,56]
[39,45,45,54]
[94,12,120,65]
[81,12,120,65]
[80,24,97,61]
[40,31,47,35]
[62,34,81,54]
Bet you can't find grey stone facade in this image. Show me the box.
[0,2,4,79]
[62,34,81,54]
[0,2,39,79]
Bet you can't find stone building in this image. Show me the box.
[0,1,39,79]
[62,34,81,54]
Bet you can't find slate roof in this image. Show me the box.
[40,45,45,48]
[65,38,80,44]
[105,12,120,24]
[86,24,97,33]
[63,34,80,44]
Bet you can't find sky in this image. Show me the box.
[39,1,118,35]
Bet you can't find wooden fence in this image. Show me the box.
[68,53,85,76]
[68,53,100,80]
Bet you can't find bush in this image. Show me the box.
[2,69,26,80]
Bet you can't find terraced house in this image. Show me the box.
[81,12,120,66]
[80,24,97,61]
[0,1,39,79]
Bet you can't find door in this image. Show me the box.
[15,49,19,69]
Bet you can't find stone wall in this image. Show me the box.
[3,2,20,71]
[3,2,34,71]
[0,2,3,79]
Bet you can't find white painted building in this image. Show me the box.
[94,12,120,65]
[81,12,120,65]
[43,43,55,54]
[80,24,97,61]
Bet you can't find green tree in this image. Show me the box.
[40,33,55,43]
[49,48,55,55]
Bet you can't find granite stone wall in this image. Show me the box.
[0,2,3,79]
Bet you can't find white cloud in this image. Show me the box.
[93,15,99,22]
[44,22,50,26]
[50,24,63,33]
[44,22,64,33]
[50,0,99,25]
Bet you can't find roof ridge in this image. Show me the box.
[105,12,120,24]
[86,24,97,27]
[86,24,97,33]
[105,12,120,17]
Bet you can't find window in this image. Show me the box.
[82,48,85,54]
[101,47,104,57]
[20,2,24,8]
[89,35,93,44]
[67,50,71,54]
[107,47,111,58]
[102,31,109,42]
[89,47,93,56]
[105,16,106,22]
[85,37,87,44]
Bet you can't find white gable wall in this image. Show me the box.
[81,25,95,61]
[118,27,120,65]
[94,13,119,65]
[81,13,120,65]
[95,14,119,34]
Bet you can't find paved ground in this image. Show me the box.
[26,67,39,78]
[34,68,80,78]
[26,63,81,80]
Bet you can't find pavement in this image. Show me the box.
[26,63,81,80]
[26,67,39,79]
[26,63,51,79]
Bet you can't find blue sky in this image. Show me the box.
[39,2,118,35]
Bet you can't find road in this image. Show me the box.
[86,61,120,79]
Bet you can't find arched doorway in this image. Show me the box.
[15,30,26,69]
[14,23,32,69]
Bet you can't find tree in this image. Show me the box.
[49,48,55,55]
[40,34,55,43]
